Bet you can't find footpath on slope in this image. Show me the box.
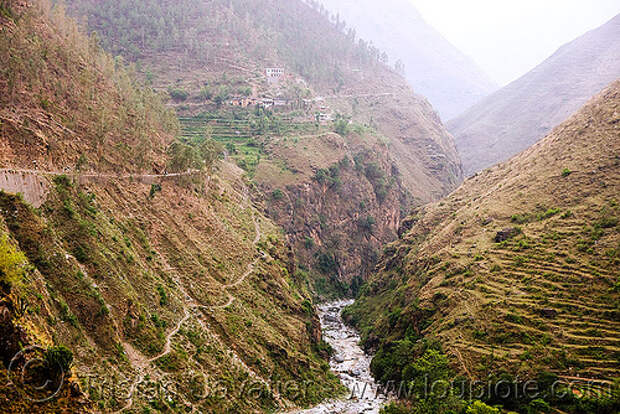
[0,167,205,207]
[114,182,266,413]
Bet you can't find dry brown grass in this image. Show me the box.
[352,81,620,381]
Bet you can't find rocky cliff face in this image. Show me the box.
[261,133,409,288]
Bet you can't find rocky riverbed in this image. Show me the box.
[290,300,387,414]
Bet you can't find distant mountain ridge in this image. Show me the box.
[319,0,497,120]
[448,14,620,176]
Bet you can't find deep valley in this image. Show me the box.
[0,1,618,414]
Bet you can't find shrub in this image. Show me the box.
[271,189,284,201]
[225,142,237,154]
[314,166,341,189]
[527,398,551,413]
[467,401,500,414]
[598,214,618,229]
[198,86,212,101]
[561,168,572,177]
[0,234,29,291]
[157,284,168,306]
[301,299,313,317]
[214,86,230,106]
[149,183,162,199]
[316,251,337,275]
[333,116,349,136]
[357,215,376,232]
[151,313,167,329]
[314,168,329,184]
[62,199,75,218]
[45,345,73,374]
[73,245,89,263]
[169,88,189,101]
[53,174,73,189]
[538,208,561,220]
[511,214,530,224]
[380,403,412,414]
[76,154,88,170]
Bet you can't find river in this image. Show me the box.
[289,300,388,414]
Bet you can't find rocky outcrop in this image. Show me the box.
[263,146,408,287]
[0,170,48,208]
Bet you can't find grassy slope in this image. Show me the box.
[0,2,342,412]
[349,81,620,402]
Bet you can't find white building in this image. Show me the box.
[265,67,284,84]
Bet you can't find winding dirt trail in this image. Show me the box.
[148,308,191,363]
[113,373,145,414]
[194,210,262,310]
[114,183,263,413]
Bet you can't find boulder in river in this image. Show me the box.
[349,369,361,377]
[323,314,339,323]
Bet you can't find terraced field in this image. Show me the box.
[179,116,321,141]
[436,213,620,380]
[179,115,325,176]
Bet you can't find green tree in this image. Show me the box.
[167,141,202,172]
[333,115,349,136]
[403,349,466,414]
[467,401,500,414]
[0,233,29,291]
[45,345,74,374]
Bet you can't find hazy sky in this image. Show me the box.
[410,0,620,86]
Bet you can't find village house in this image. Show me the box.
[265,67,284,85]
[229,97,254,108]
[258,98,274,109]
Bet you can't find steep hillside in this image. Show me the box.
[65,0,462,289]
[448,14,620,176]
[348,82,620,413]
[0,2,344,412]
[318,0,497,120]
